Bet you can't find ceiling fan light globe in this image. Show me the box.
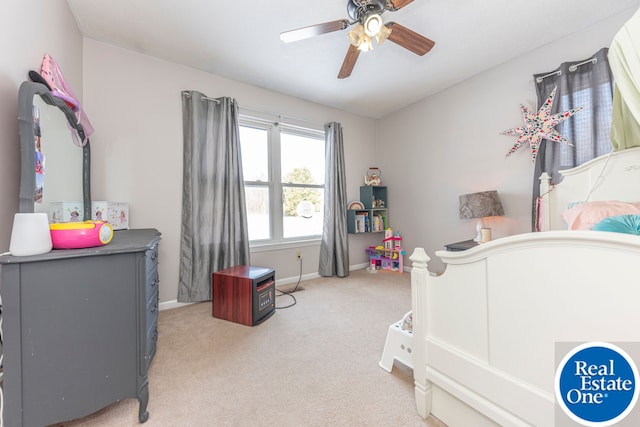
[348,24,365,47]
[358,35,373,51]
[375,24,392,44]
[364,13,383,37]
[348,31,359,47]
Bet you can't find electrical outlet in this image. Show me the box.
[296,251,301,259]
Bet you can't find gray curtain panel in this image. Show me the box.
[531,48,614,230]
[319,122,349,277]
[178,91,250,302]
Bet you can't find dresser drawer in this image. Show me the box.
[142,317,158,375]
[147,270,159,296]
[146,285,159,326]
[145,246,158,272]
[142,244,159,375]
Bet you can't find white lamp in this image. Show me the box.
[9,212,53,256]
[459,191,505,243]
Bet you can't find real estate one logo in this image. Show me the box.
[555,342,639,426]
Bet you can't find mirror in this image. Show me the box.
[17,81,91,221]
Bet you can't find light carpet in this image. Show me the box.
[56,268,445,427]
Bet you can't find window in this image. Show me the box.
[532,48,613,230]
[555,84,613,171]
[239,116,325,244]
[534,49,613,186]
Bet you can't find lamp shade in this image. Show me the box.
[9,213,53,256]
[459,191,505,220]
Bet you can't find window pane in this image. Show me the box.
[283,186,324,238]
[245,186,270,240]
[281,133,325,184]
[240,126,269,182]
[240,117,326,244]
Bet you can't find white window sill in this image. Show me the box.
[250,238,321,253]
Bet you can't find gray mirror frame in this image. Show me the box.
[17,80,91,220]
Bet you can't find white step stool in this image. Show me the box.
[378,312,413,372]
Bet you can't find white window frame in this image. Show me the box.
[239,112,325,249]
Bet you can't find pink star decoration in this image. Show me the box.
[501,86,583,162]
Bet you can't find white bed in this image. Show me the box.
[409,147,640,426]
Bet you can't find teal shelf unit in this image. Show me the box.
[360,186,387,209]
[347,186,388,234]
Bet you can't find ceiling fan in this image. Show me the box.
[279,0,435,79]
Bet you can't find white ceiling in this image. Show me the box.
[67,0,640,119]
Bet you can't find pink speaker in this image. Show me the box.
[50,221,114,249]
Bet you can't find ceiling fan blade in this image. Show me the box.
[386,22,435,56]
[280,19,350,43]
[338,44,361,79]
[386,0,415,11]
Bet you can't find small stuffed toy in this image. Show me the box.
[401,311,413,332]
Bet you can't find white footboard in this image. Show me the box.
[410,232,640,426]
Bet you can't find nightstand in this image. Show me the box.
[444,239,478,252]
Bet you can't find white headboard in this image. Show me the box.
[539,146,640,231]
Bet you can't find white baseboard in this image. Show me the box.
[351,262,369,271]
[159,263,371,311]
[159,300,196,311]
[274,271,320,292]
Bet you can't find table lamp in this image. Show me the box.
[459,190,504,243]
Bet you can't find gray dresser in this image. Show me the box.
[0,228,161,426]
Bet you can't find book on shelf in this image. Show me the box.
[355,212,367,233]
[372,214,385,232]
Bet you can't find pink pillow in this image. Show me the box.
[562,201,640,230]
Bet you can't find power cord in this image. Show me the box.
[275,255,303,309]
